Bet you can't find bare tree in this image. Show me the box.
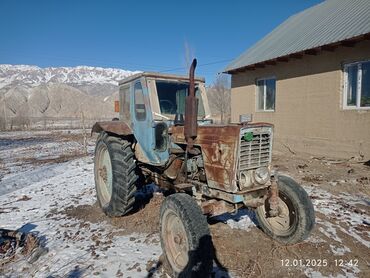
[0,98,7,130]
[13,103,30,130]
[207,74,231,124]
[34,88,50,130]
[0,117,5,131]
[80,111,88,155]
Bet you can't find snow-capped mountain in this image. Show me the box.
[0,64,140,120]
[0,64,139,91]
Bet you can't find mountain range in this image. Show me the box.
[0,64,139,122]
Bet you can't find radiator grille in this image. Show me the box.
[239,128,272,171]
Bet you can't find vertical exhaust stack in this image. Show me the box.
[184,58,198,152]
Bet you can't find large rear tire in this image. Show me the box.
[160,193,213,278]
[94,132,137,217]
[256,175,315,244]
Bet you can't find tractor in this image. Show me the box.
[92,59,315,277]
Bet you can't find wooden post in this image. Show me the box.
[81,111,87,155]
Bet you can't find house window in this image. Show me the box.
[344,60,370,109]
[256,77,276,111]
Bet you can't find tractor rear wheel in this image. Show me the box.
[160,193,213,277]
[255,175,315,244]
[94,132,137,217]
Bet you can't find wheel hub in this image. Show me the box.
[99,166,108,183]
[95,144,113,206]
[269,199,290,231]
[257,192,296,236]
[162,211,189,273]
[174,234,183,245]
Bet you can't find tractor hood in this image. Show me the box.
[170,123,273,193]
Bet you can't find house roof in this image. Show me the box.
[225,0,370,73]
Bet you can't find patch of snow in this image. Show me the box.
[304,268,325,278]
[307,235,326,244]
[304,185,370,248]
[0,162,72,196]
[329,245,351,256]
[0,131,93,195]
[336,225,370,249]
[0,157,161,277]
[317,220,342,243]
[213,209,257,231]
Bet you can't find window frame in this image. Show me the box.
[134,81,147,121]
[119,84,131,122]
[343,60,370,110]
[255,76,276,112]
[154,79,206,119]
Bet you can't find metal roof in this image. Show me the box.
[119,72,205,85]
[225,0,370,73]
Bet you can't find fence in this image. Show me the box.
[0,116,113,131]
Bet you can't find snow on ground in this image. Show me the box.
[211,181,369,277]
[0,156,161,277]
[0,131,163,277]
[214,209,256,231]
[218,184,369,250]
[1,130,369,277]
[305,185,370,249]
[0,130,93,195]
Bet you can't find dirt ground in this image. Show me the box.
[1,130,369,277]
[55,151,370,277]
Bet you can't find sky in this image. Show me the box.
[0,0,323,84]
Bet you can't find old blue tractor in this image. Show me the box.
[92,59,315,277]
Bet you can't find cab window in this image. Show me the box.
[155,81,205,118]
[134,81,146,121]
[119,85,130,122]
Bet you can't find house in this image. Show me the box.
[225,0,370,159]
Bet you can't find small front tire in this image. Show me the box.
[256,175,315,244]
[160,193,213,277]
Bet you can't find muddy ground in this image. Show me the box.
[60,147,370,277]
[0,130,369,277]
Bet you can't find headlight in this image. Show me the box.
[240,171,253,188]
[254,167,270,185]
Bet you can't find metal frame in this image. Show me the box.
[119,72,205,86]
[342,59,370,110]
[146,77,212,122]
[255,76,276,112]
[237,125,273,183]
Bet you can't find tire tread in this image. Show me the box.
[94,132,138,217]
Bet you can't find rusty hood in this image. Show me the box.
[170,123,273,193]
[170,124,243,192]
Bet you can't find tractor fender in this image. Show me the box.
[92,121,153,165]
[91,121,133,136]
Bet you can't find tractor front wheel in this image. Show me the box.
[160,193,213,277]
[255,175,315,244]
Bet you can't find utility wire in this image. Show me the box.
[159,58,233,73]
[0,50,233,73]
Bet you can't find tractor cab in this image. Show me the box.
[115,72,212,166]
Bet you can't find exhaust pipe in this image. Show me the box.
[184,58,198,151]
